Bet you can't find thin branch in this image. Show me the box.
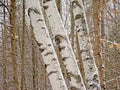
[101,39,120,45]
[105,76,120,84]
[0,1,11,15]
[105,5,120,26]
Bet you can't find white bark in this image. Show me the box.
[71,0,101,90]
[60,0,71,36]
[60,0,66,24]
[42,0,86,89]
[26,0,68,90]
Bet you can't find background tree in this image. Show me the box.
[0,0,120,90]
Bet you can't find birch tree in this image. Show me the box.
[71,0,101,89]
[26,0,67,90]
[56,0,72,42]
[1,0,120,90]
[41,0,86,89]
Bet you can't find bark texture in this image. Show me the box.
[71,0,101,90]
[10,0,19,90]
[26,0,68,90]
[42,0,86,90]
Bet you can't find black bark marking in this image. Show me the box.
[84,57,93,61]
[77,29,81,32]
[75,14,82,20]
[44,51,53,56]
[48,44,51,46]
[41,27,45,29]
[72,1,82,9]
[39,48,45,52]
[55,36,61,44]
[45,64,49,68]
[62,57,69,61]
[43,5,49,10]
[55,34,65,45]
[28,7,40,16]
[93,74,98,81]
[52,58,56,61]
[36,42,43,47]
[89,66,93,71]
[37,19,43,21]
[58,46,65,51]
[48,71,58,76]
[43,0,52,3]
[48,15,51,17]
[76,25,79,28]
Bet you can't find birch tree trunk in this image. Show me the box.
[58,0,66,24]
[56,0,72,50]
[71,0,101,90]
[60,0,71,35]
[42,0,86,90]
[26,0,67,90]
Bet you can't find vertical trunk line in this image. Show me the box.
[70,7,75,50]
[10,0,19,90]
[30,23,37,90]
[21,0,26,90]
[76,32,86,87]
[3,0,8,89]
[42,6,69,90]
[27,1,68,89]
[100,0,106,89]
[42,0,86,89]
[56,0,62,16]
[93,0,104,89]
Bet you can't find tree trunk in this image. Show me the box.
[42,0,86,89]
[93,0,105,89]
[26,0,68,90]
[3,0,8,89]
[10,0,19,90]
[71,0,101,89]
[21,0,26,89]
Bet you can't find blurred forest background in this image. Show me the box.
[0,0,120,90]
